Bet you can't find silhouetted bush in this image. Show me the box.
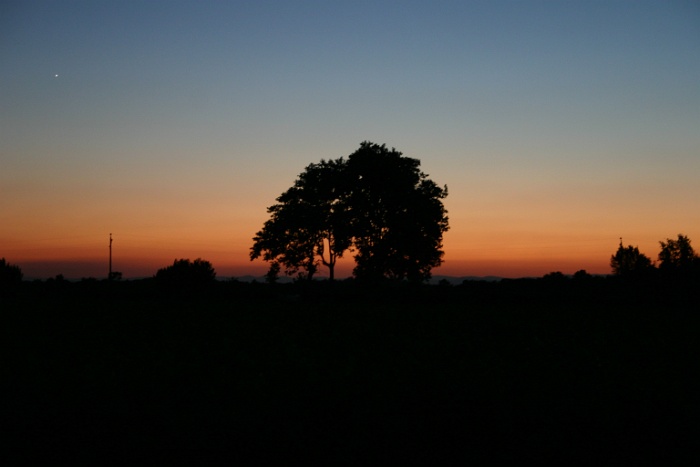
[573,269,590,280]
[543,271,568,282]
[154,258,216,291]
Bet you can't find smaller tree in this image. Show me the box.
[573,269,592,281]
[658,234,697,273]
[610,239,654,277]
[155,258,216,286]
[543,271,567,281]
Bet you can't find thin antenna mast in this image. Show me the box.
[109,233,113,280]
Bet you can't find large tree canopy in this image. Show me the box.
[344,142,449,281]
[251,142,449,282]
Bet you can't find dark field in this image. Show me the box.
[3,279,699,465]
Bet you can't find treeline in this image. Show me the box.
[611,233,700,279]
[2,234,698,298]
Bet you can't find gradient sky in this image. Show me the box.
[2,0,699,279]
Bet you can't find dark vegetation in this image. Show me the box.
[3,271,698,464]
[154,258,216,292]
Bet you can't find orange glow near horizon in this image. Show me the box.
[3,176,698,280]
[4,220,685,280]
[1,244,630,280]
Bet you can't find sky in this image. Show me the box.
[1,0,699,279]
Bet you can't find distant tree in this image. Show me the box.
[155,258,216,285]
[610,240,654,277]
[344,142,449,282]
[658,234,698,275]
[251,158,351,281]
[0,258,23,288]
[543,271,567,281]
[573,269,591,281]
[251,142,449,282]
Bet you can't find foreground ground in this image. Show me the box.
[3,278,698,464]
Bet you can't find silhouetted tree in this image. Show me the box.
[345,142,449,282]
[251,158,351,281]
[0,258,23,290]
[155,258,216,286]
[610,240,654,277]
[251,142,449,282]
[543,271,567,281]
[573,269,591,281]
[658,234,697,274]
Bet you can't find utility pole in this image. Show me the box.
[109,233,113,280]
